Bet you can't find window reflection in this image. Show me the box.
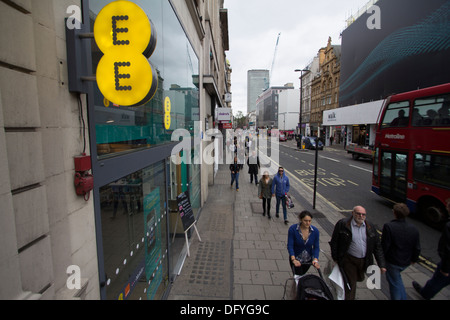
[89,0,202,300]
[413,94,450,127]
[414,153,450,188]
[381,101,410,128]
[100,162,168,300]
[167,150,201,279]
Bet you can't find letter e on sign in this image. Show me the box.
[94,1,158,107]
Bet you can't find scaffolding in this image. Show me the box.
[345,0,379,28]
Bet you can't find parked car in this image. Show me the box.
[303,137,323,150]
[279,134,287,142]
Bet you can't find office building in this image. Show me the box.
[247,69,269,114]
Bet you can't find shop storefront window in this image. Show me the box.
[89,0,199,159]
[167,149,201,277]
[88,0,202,299]
[100,161,168,300]
[189,162,201,217]
[352,125,368,146]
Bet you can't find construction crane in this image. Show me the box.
[269,32,281,85]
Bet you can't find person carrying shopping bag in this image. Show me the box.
[329,205,386,300]
[271,167,290,225]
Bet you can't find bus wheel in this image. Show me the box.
[421,200,447,230]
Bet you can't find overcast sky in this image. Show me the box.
[224,0,373,115]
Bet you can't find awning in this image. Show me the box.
[323,100,385,126]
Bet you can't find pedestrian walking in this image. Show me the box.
[232,136,239,156]
[229,156,243,192]
[288,211,320,276]
[247,150,260,185]
[258,171,272,219]
[413,198,450,300]
[329,205,386,300]
[381,203,421,300]
[271,167,290,225]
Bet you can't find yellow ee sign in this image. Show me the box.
[94,1,158,107]
[164,97,171,130]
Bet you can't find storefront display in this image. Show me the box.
[88,0,201,300]
[99,163,168,300]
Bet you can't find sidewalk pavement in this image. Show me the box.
[168,159,450,300]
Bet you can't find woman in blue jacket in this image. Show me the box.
[287,211,320,276]
[271,167,290,224]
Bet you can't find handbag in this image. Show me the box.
[285,194,294,209]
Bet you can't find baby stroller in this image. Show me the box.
[296,269,334,300]
[283,263,334,300]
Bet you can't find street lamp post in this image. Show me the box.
[294,68,310,139]
[296,68,318,209]
[279,113,286,131]
[313,136,319,209]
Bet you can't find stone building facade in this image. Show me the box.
[0,0,230,300]
[310,37,341,137]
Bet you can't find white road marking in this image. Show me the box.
[320,156,340,163]
[349,164,372,173]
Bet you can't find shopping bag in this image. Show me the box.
[285,194,294,209]
[328,264,351,300]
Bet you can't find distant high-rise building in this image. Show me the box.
[247,70,270,114]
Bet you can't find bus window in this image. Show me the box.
[414,153,450,189]
[413,94,450,127]
[373,148,379,179]
[380,152,392,194]
[394,154,408,198]
[381,101,410,128]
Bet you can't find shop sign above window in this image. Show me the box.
[94,0,158,106]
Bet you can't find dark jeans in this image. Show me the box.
[386,262,408,300]
[250,173,258,184]
[230,172,240,190]
[420,262,450,300]
[262,198,271,217]
[275,195,287,220]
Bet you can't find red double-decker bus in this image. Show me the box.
[372,83,450,228]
